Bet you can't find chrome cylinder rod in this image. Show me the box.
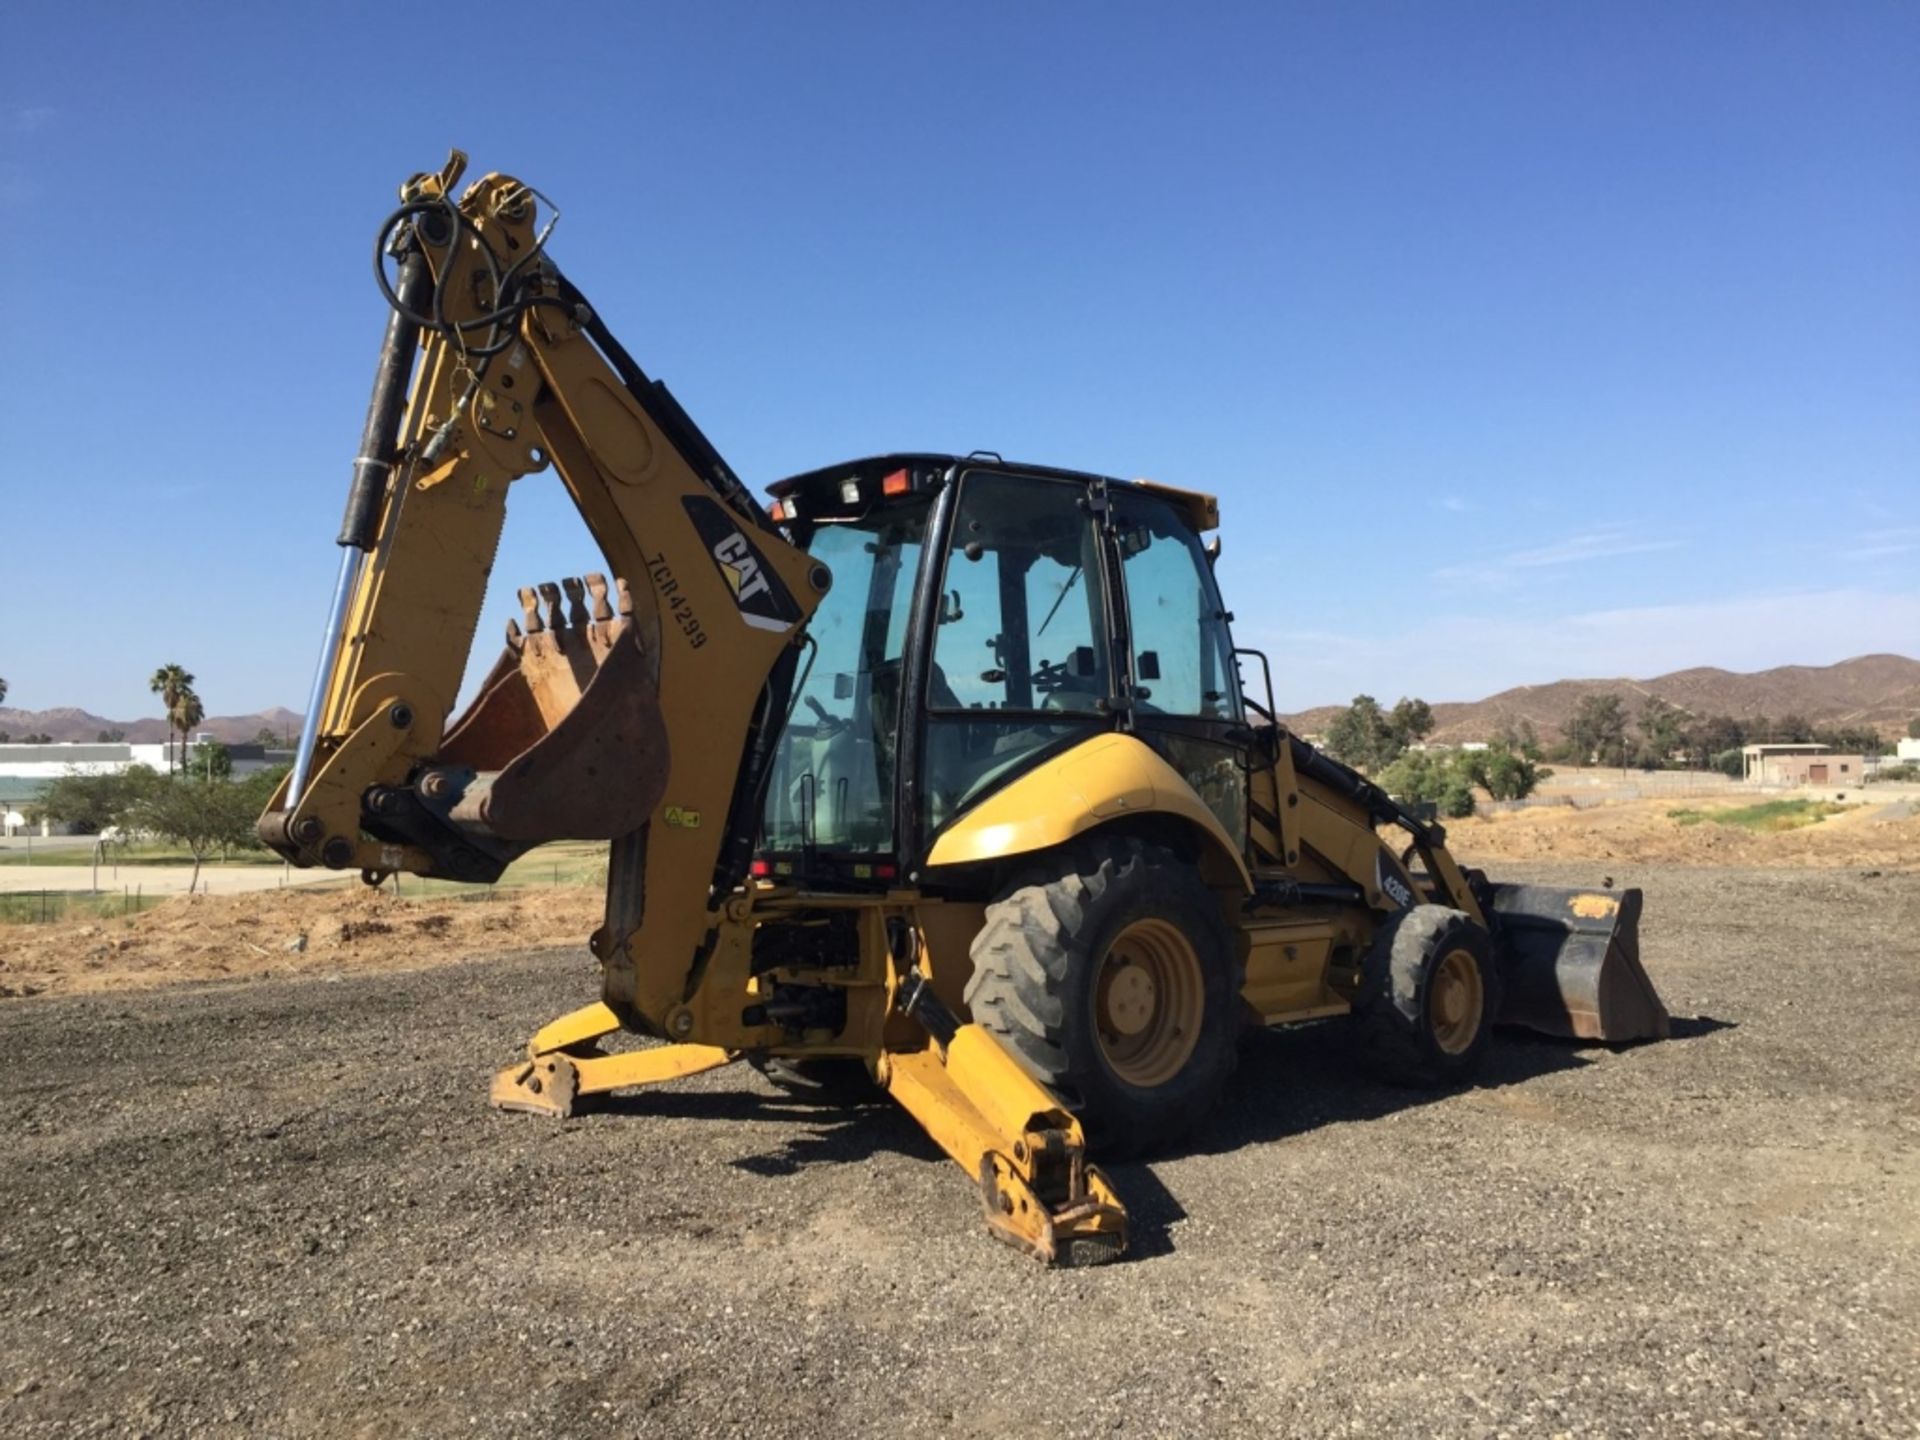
[287,546,363,808]
[287,247,432,810]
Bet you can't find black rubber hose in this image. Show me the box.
[370,201,571,358]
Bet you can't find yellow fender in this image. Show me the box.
[923,732,1252,891]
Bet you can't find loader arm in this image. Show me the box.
[259,152,828,1026]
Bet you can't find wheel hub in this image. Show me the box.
[1429,947,1486,1055]
[1094,918,1205,1087]
[1103,965,1157,1036]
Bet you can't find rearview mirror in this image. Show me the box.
[1137,650,1161,681]
[833,673,855,701]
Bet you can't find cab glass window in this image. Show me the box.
[923,473,1111,830]
[1112,493,1239,720]
[760,505,926,853]
[931,474,1110,714]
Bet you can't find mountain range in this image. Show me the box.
[0,706,303,746]
[4,654,1917,748]
[1281,653,1920,743]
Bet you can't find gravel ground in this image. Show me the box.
[1,863,1914,1438]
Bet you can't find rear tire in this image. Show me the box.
[748,1056,879,1106]
[1354,905,1500,1087]
[963,837,1240,1156]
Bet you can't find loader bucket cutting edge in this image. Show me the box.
[1490,883,1670,1043]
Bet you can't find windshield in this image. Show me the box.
[921,471,1112,830]
[761,504,928,854]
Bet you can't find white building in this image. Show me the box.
[1739,742,1831,782]
[0,739,289,835]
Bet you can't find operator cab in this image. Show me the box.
[755,454,1244,889]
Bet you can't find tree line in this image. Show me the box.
[1554,693,1904,774]
[31,756,283,890]
[1319,694,1547,818]
[3,663,292,890]
[1317,689,1916,805]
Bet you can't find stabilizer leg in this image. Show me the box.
[884,978,1128,1266]
[489,1000,737,1116]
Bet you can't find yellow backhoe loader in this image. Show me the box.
[261,153,1668,1266]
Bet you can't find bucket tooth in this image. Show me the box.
[518,585,545,634]
[563,576,590,630]
[586,572,614,623]
[538,581,566,635]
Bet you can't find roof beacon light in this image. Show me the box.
[881,468,911,497]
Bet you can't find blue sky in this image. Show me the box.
[2,1,1915,720]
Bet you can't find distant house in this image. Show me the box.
[1740,743,1863,786]
[0,776,51,837]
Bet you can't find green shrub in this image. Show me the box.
[1462,745,1548,801]
[1667,799,1850,832]
[1379,750,1481,818]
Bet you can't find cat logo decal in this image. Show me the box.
[681,496,802,634]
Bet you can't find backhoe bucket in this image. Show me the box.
[1489,884,1669,1043]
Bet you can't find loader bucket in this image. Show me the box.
[1489,884,1670,1043]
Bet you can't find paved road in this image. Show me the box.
[0,863,348,896]
[0,863,1913,1437]
[0,835,101,854]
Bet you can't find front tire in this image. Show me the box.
[1354,905,1500,1087]
[963,837,1240,1156]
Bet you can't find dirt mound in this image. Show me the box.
[0,885,599,999]
[4,796,1913,1003]
[1449,796,1920,871]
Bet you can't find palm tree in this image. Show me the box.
[149,665,194,773]
[171,688,207,775]
[0,675,8,706]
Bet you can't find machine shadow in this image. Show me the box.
[1664,1014,1737,1040]
[572,1012,1735,1263]
[580,1073,946,1175]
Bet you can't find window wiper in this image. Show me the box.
[1035,563,1083,638]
